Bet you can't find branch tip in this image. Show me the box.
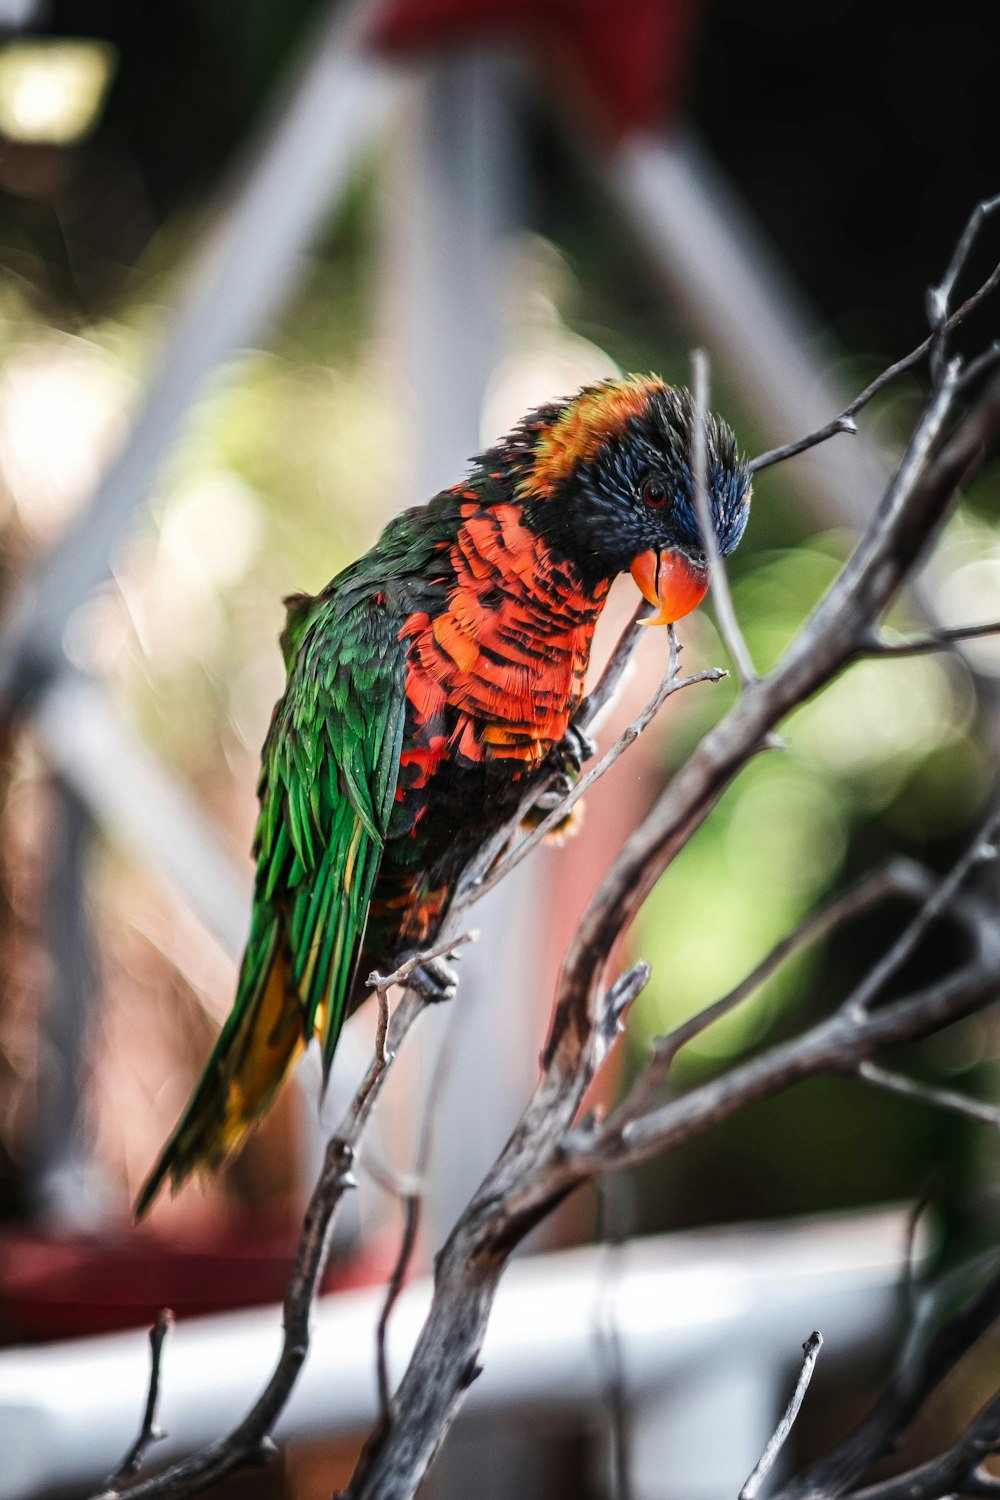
[739,1328,823,1499]
[689,349,757,687]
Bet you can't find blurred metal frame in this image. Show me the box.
[0,0,394,711]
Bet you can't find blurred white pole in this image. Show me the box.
[628,1354,785,1500]
[383,52,554,1500]
[610,130,890,526]
[34,672,251,963]
[386,52,539,1248]
[0,0,396,708]
[30,783,113,1228]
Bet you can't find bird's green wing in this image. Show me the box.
[133,586,407,1218]
[259,585,408,1077]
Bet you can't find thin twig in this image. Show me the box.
[875,356,962,534]
[593,1180,634,1500]
[958,338,1000,392]
[928,192,1000,330]
[558,784,1000,1182]
[376,1191,421,1426]
[690,348,757,686]
[373,988,390,1068]
[595,962,652,1066]
[899,1183,936,1333]
[95,985,428,1500]
[354,928,480,1124]
[781,1258,1000,1500]
[454,773,560,899]
[748,414,859,474]
[750,192,1000,475]
[456,639,724,911]
[843,808,1000,1019]
[862,620,1000,657]
[740,1332,823,1500]
[373,961,464,1432]
[966,1472,1000,1498]
[97,1310,174,1495]
[856,1061,1000,1129]
[849,1386,1000,1500]
[750,280,998,475]
[612,860,932,1126]
[367,928,479,994]
[355,1140,420,1199]
[576,599,653,732]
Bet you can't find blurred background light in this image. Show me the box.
[0,39,116,145]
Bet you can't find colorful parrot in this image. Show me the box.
[135,375,750,1218]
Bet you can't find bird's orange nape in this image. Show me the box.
[522,376,666,500]
[630,549,708,625]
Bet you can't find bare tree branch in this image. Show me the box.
[778,1258,1000,1499]
[376,1190,421,1429]
[749,192,1000,475]
[691,347,758,685]
[848,1389,1000,1500]
[454,630,725,911]
[740,1332,824,1500]
[843,810,1000,1019]
[367,928,480,996]
[95,981,431,1500]
[957,339,1000,393]
[855,1061,1000,1130]
[593,1182,632,1500]
[609,859,938,1125]
[928,192,1000,333]
[576,598,653,732]
[862,620,1000,657]
[95,1311,174,1497]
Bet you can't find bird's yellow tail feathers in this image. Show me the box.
[134,945,305,1220]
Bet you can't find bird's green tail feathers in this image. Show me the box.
[133,928,305,1220]
[133,852,379,1220]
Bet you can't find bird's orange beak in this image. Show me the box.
[630,549,708,626]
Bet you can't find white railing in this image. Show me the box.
[0,1207,911,1500]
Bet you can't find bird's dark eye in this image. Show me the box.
[642,477,668,509]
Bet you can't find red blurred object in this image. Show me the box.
[0,1223,398,1343]
[371,0,702,138]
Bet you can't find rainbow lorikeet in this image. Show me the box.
[135,375,750,1217]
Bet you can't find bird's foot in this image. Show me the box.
[407,953,459,1002]
[530,779,572,814]
[523,721,595,826]
[520,798,584,842]
[552,721,597,779]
